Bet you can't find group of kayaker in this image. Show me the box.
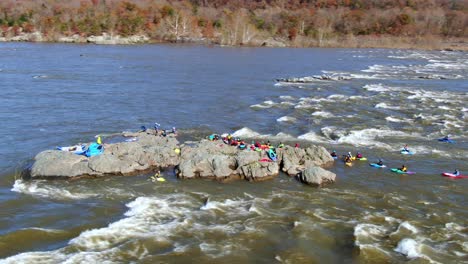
[332,138,461,176]
[139,123,177,137]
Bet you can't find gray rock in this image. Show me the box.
[241,161,279,181]
[30,133,337,186]
[298,166,336,186]
[280,145,334,176]
[30,132,180,178]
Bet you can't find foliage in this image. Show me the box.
[0,0,465,44]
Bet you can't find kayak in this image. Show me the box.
[400,149,414,155]
[345,162,353,167]
[351,156,367,161]
[57,145,86,154]
[441,172,468,178]
[267,149,277,161]
[370,163,386,168]
[438,138,455,143]
[391,168,415,175]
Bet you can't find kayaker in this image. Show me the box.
[356,152,363,159]
[453,169,460,176]
[403,145,410,152]
[347,152,352,158]
[399,164,407,172]
[377,159,384,166]
[330,150,337,158]
[151,171,162,182]
[344,155,352,163]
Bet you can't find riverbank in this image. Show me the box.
[1,31,466,51]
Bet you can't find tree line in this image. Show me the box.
[0,0,466,47]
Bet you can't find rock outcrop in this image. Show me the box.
[276,75,351,83]
[297,166,337,187]
[30,132,179,178]
[29,131,337,186]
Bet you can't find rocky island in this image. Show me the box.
[28,130,336,187]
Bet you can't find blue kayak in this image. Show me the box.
[267,149,277,161]
[400,149,414,155]
[369,163,386,168]
[438,138,455,143]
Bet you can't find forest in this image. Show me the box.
[0,0,466,48]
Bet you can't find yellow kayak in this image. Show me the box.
[345,162,353,167]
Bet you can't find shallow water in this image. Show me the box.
[0,43,467,263]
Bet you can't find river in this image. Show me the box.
[0,43,466,263]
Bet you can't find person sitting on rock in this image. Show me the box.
[277,142,285,148]
[162,130,167,137]
[238,141,246,149]
[295,143,300,148]
[140,126,147,132]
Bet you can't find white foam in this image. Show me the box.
[353,223,386,247]
[11,180,97,200]
[311,111,335,118]
[336,128,417,149]
[276,116,297,123]
[232,127,264,138]
[394,238,421,259]
[396,221,419,234]
[385,116,411,123]
[298,132,329,143]
[250,100,277,109]
[279,95,295,100]
[375,103,402,110]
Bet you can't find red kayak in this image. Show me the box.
[441,172,468,179]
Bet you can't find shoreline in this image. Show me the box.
[0,32,466,51]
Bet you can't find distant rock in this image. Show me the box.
[276,75,351,83]
[297,166,336,186]
[87,33,149,45]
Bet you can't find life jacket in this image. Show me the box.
[84,143,104,157]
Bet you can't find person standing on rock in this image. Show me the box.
[172,127,177,135]
[154,123,160,135]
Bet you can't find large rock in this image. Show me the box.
[297,166,336,187]
[240,161,279,181]
[176,140,283,181]
[29,133,337,186]
[280,145,334,176]
[30,132,180,179]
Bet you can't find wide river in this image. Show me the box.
[0,43,466,263]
